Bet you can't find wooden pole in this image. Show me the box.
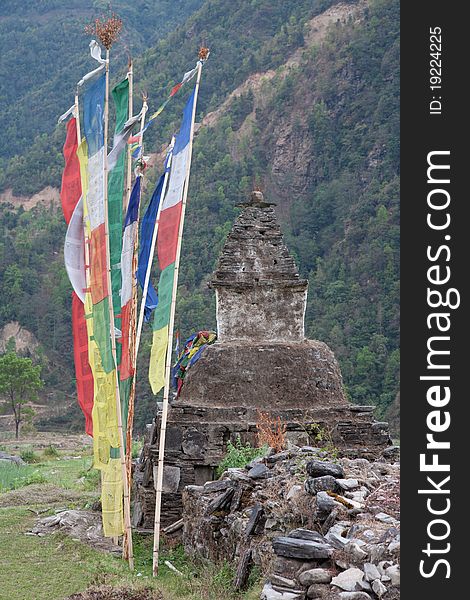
[74,90,81,143]
[125,136,174,495]
[152,60,203,577]
[102,48,134,570]
[123,98,148,560]
[124,60,133,213]
[121,61,137,561]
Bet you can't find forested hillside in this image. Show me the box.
[0,0,399,432]
[0,0,202,174]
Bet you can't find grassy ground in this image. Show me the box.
[0,455,98,493]
[0,437,262,600]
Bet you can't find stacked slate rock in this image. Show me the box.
[181,444,400,599]
[263,459,400,599]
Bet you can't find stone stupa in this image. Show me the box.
[132,191,390,528]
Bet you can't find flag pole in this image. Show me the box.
[74,90,81,143]
[127,137,174,499]
[120,62,140,560]
[102,47,134,570]
[152,58,203,578]
[124,59,133,213]
[123,97,148,558]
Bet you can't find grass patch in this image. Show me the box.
[0,508,262,600]
[0,456,99,495]
[0,462,47,492]
[43,444,60,458]
[0,507,133,600]
[0,439,263,599]
[216,436,268,477]
[131,536,262,599]
[20,446,41,464]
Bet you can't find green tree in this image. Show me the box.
[0,352,43,439]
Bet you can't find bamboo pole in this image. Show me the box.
[121,61,137,561]
[125,135,174,492]
[123,98,148,560]
[74,90,81,143]
[124,60,133,213]
[102,49,134,570]
[152,60,203,577]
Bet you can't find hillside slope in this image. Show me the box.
[0,0,399,431]
[173,0,399,417]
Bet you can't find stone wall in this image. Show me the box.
[132,404,390,530]
[181,445,400,599]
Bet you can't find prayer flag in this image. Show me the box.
[60,115,94,435]
[149,89,195,394]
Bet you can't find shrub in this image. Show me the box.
[216,436,267,476]
[256,411,287,453]
[304,422,339,459]
[23,470,47,486]
[43,444,59,458]
[19,447,40,463]
[131,439,143,460]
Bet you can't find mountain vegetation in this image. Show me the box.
[0,0,202,162]
[0,0,399,433]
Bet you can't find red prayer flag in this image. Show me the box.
[72,292,94,435]
[60,118,82,224]
[157,202,183,271]
[60,116,94,435]
[170,82,182,97]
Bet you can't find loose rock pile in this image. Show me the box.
[181,445,400,599]
[29,509,121,554]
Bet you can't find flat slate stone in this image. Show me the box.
[288,528,326,543]
[226,468,252,483]
[260,582,304,600]
[306,583,330,598]
[244,503,264,537]
[0,451,25,466]
[305,475,339,494]
[336,479,359,491]
[266,450,293,464]
[203,480,234,493]
[271,574,298,589]
[372,580,387,598]
[363,563,381,582]
[299,446,324,454]
[375,512,399,526]
[316,491,342,518]
[298,568,332,586]
[306,460,344,479]
[247,463,270,479]
[272,536,333,560]
[205,488,234,514]
[385,564,400,587]
[325,531,349,549]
